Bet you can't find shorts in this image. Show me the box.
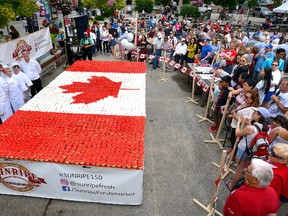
[263,91,274,102]
[236,148,249,160]
[109,39,115,46]
[280,194,288,203]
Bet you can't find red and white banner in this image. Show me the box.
[0,28,52,65]
[0,159,143,205]
[0,61,146,205]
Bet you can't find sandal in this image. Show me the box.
[224,179,232,191]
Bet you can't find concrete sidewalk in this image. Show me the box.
[0,55,286,216]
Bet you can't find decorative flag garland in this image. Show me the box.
[114,51,211,93]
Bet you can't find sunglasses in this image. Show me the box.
[244,168,253,175]
[272,64,278,66]
[244,95,252,99]
[270,148,283,160]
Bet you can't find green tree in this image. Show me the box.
[213,0,238,10]
[180,4,201,21]
[83,0,125,16]
[247,0,257,20]
[155,0,170,6]
[273,0,282,7]
[135,0,154,13]
[0,0,38,29]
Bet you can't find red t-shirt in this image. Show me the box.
[269,162,288,198]
[224,49,237,65]
[224,25,231,35]
[223,184,279,216]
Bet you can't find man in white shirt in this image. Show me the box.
[19,50,42,97]
[173,38,187,71]
[152,32,164,70]
[268,79,288,118]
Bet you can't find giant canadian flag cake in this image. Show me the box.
[0,61,146,169]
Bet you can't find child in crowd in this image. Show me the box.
[268,115,288,133]
[194,54,200,64]
[210,75,232,132]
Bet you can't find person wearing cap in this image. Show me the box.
[224,159,279,216]
[80,32,94,60]
[209,75,231,133]
[261,48,286,72]
[173,38,187,71]
[252,43,275,82]
[12,63,32,102]
[152,32,164,70]
[2,65,26,112]
[227,106,270,190]
[268,143,288,208]
[0,66,13,123]
[19,50,42,97]
[200,38,212,64]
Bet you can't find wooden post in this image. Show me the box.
[204,99,231,149]
[195,76,215,124]
[193,150,226,216]
[135,11,139,62]
[158,51,170,83]
[185,64,199,104]
[212,121,246,178]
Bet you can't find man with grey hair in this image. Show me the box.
[224,159,279,216]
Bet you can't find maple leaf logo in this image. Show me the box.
[59,76,122,104]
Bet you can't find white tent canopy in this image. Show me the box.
[273,1,288,13]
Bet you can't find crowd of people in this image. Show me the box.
[1,11,288,214]
[0,50,42,124]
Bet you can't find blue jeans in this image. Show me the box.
[153,49,162,68]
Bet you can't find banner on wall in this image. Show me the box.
[0,159,143,205]
[0,28,52,65]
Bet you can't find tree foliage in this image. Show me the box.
[0,0,38,28]
[213,0,238,10]
[83,0,125,16]
[135,0,154,13]
[273,0,282,7]
[180,4,201,18]
[155,0,170,6]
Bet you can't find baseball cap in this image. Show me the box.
[220,75,231,83]
[2,64,9,69]
[265,44,273,49]
[84,32,88,35]
[181,38,186,42]
[213,63,220,68]
[204,38,211,42]
[252,107,271,121]
[219,52,227,57]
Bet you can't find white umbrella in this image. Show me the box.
[273,1,288,13]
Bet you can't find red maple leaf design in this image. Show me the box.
[59,76,122,104]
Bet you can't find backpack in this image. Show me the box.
[244,124,270,160]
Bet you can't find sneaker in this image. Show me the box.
[209,126,218,133]
[121,57,125,60]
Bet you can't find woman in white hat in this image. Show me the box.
[2,65,26,112]
[0,64,13,123]
[11,62,32,102]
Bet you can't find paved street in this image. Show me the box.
[1,53,286,216]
